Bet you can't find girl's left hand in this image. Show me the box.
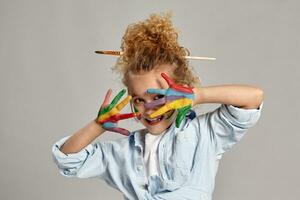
[146,73,195,128]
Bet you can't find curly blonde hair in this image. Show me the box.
[113,12,201,88]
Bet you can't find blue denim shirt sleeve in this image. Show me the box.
[203,101,264,155]
[52,135,108,178]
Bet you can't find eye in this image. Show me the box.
[154,94,165,100]
[133,98,144,105]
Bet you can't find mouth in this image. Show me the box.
[144,110,175,126]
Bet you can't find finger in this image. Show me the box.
[102,122,117,129]
[161,73,193,93]
[147,88,167,95]
[165,95,184,102]
[171,98,193,109]
[149,104,173,118]
[116,95,132,111]
[161,72,174,87]
[147,88,194,99]
[101,89,112,108]
[175,105,192,128]
[171,84,194,94]
[165,90,195,99]
[97,89,113,118]
[149,98,192,118]
[104,89,126,113]
[98,107,119,121]
[144,96,184,112]
[117,113,137,121]
[100,115,116,124]
[107,127,130,136]
[102,122,130,136]
[100,113,136,123]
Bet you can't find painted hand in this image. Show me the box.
[146,73,195,128]
[96,89,139,136]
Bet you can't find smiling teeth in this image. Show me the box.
[148,118,159,121]
[147,117,159,121]
[145,116,163,122]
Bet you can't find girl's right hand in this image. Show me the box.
[95,89,139,136]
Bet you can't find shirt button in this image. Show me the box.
[140,184,147,190]
[137,165,143,171]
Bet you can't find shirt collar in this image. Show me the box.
[129,128,147,150]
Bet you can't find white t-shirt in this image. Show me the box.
[143,132,165,178]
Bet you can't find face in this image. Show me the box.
[126,64,177,135]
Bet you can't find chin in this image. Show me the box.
[141,115,175,135]
[139,109,176,135]
[147,126,169,135]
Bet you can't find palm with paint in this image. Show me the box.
[146,73,195,128]
[96,89,140,136]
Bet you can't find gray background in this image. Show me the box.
[1,0,299,199]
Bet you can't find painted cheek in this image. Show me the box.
[133,106,138,112]
[134,107,143,120]
[165,110,175,120]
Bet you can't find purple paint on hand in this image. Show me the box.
[144,96,183,110]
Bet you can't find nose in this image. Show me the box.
[143,100,166,119]
[144,98,166,110]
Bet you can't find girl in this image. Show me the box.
[52,13,264,200]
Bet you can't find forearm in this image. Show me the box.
[60,119,106,154]
[193,84,264,109]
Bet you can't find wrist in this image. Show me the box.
[94,117,104,129]
[192,87,205,106]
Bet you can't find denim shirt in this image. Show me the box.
[52,102,263,200]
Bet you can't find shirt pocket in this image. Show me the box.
[173,131,195,177]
